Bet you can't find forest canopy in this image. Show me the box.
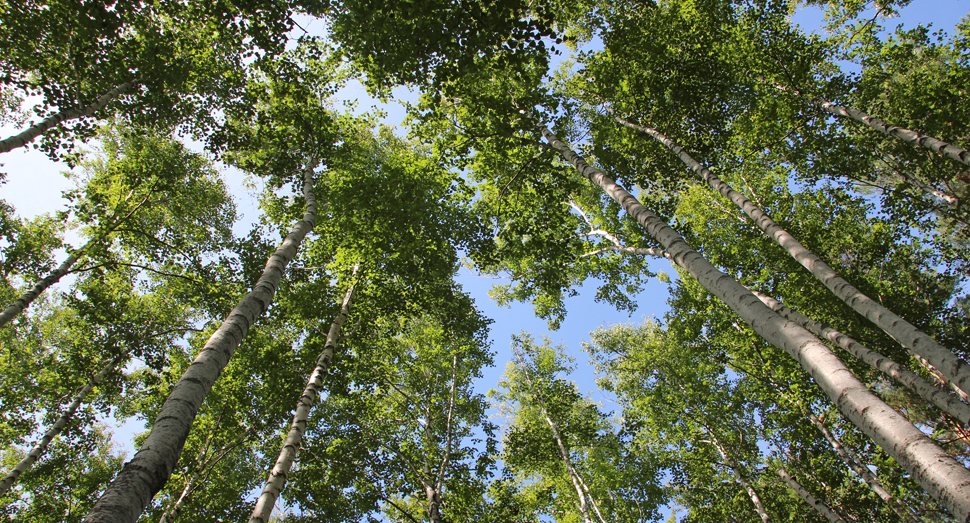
[1,0,970,521]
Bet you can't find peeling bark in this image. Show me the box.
[84,161,320,523]
[536,122,970,522]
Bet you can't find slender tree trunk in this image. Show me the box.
[157,475,194,523]
[84,161,320,523]
[511,346,595,523]
[0,189,153,328]
[776,468,846,523]
[808,96,970,167]
[0,352,125,494]
[752,291,970,424]
[804,410,922,523]
[617,116,970,401]
[427,355,458,523]
[536,122,970,522]
[158,428,253,523]
[910,351,970,403]
[0,253,79,327]
[0,80,142,154]
[248,278,356,523]
[707,433,772,523]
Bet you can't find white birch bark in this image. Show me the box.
[0,80,141,154]
[0,189,154,327]
[617,117,970,402]
[157,474,195,523]
[707,433,772,523]
[811,97,970,167]
[158,428,253,523]
[248,278,356,523]
[84,161,320,523]
[805,411,922,523]
[776,468,846,523]
[0,352,125,494]
[0,253,80,327]
[910,351,970,403]
[752,291,970,424]
[536,122,970,522]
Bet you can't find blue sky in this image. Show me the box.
[0,0,967,516]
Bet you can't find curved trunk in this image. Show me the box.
[618,117,970,402]
[805,411,922,523]
[752,291,970,424]
[84,161,319,523]
[249,278,356,523]
[776,468,846,523]
[537,122,970,522]
[0,80,141,154]
[0,352,125,494]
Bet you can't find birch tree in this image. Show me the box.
[84,157,319,523]
[492,335,662,522]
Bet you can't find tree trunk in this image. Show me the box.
[804,410,922,523]
[0,188,154,328]
[0,253,79,327]
[511,345,596,523]
[0,352,125,494]
[536,122,970,522]
[0,80,141,154]
[158,428,253,523]
[84,160,320,523]
[708,432,772,523]
[249,278,356,523]
[910,351,970,403]
[776,467,846,523]
[752,290,970,424]
[809,96,970,167]
[617,116,970,402]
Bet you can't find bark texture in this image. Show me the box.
[619,117,970,402]
[0,80,141,154]
[776,468,846,523]
[753,291,970,424]
[249,279,356,523]
[0,352,124,494]
[537,122,970,522]
[805,411,922,523]
[811,97,970,167]
[84,162,319,523]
